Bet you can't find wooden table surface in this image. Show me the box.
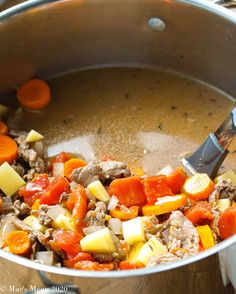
[0,1,236,293]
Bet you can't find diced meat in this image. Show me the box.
[84,201,107,226]
[12,199,31,218]
[11,162,25,177]
[37,205,53,226]
[99,161,131,183]
[93,253,114,263]
[12,132,47,180]
[147,252,180,266]
[161,211,199,254]
[209,179,236,203]
[141,216,159,237]
[4,213,32,232]
[71,161,131,186]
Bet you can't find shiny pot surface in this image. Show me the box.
[0,0,236,293]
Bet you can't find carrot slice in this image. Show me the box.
[6,231,31,255]
[17,79,51,110]
[110,206,139,220]
[0,135,18,164]
[64,158,87,179]
[196,225,215,249]
[218,206,236,239]
[182,173,214,200]
[184,201,214,225]
[119,261,145,270]
[142,194,187,216]
[31,198,41,210]
[0,121,8,135]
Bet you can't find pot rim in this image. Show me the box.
[0,0,236,278]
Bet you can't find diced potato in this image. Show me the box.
[0,162,25,196]
[26,129,44,142]
[214,170,236,185]
[128,242,145,262]
[23,215,46,233]
[215,199,231,213]
[80,227,116,253]
[52,214,76,232]
[122,217,145,245]
[87,180,110,202]
[0,104,8,116]
[136,237,168,265]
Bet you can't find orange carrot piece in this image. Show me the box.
[73,260,114,271]
[165,167,187,194]
[218,206,236,239]
[108,176,146,207]
[0,135,18,164]
[142,194,187,216]
[119,261,145,270]
[110,206,139,220]
[17,79,51,110]
[31,198,41,210]
[184,201,214,225]
[64,158,87,179]
[182,173,214,200]
[0,121,8,135]
[6,231,31,255]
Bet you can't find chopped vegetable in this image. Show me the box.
[0,162,25,196]
[26,129,44,142]
[6,231,31,255]
[47,205,67,220]
[23,215,46,233]
[218,206,236,239]
[182,173,214,200]
[119,261,144,270]
[184,201,214,225]
[0,135,18,165]
[64,252,94,268]
[214,170,236,185]
[158,166,187,194]
[36,251,54,265]
[0,121,8,135]
[122,217,145,245]
[1,222,17,241]
[141,175,174,205]
[53,229,83,257]
[127,242,145,262]
[142,194,187,216]
[197,225,215,249]
[108,218,123,235]
[55,152,72,163]
[110,206,139,220]
[19,173,49,206]
[107,195,119,210]
[31,198,41,210]
[64,158,87,179]
[87,180,110,202]
[40,176,70,205]
[73,260,114,271]
[80,227,116,253]
[52,214,76,232]
[52,162,64,177]
[17,79,51,110]
[215,199,231,213]
[135,237,168,265]
[108,176,146,207]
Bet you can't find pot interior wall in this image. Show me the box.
[0,0,236,96]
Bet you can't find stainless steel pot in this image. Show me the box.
[0,0,236,293]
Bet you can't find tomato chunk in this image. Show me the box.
[19,173,49,206]
[73,260,114,271]
[218,206,236,239]
[64,252,94,268]
[141,175,174,205]
[184,201,214,226]
[40,176,70,205]
[119,261,144,270]
[108,176,146,207]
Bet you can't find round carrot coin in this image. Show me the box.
[17,79,51,110]
[0,135,18,164]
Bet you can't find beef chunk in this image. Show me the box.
[93,253,114,263]
[12,200,31,218]
[37,204,53,226]
[71,160,131,186]
[209,179,236,202]
[84,201,107,226]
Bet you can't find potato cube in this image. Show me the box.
[26,129,44,142]
[0,162,25,196]
[122,217,145,245]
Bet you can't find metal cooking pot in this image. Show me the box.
[0,0,236,293]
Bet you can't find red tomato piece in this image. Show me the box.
[73,260,114,271]
[53,229,83,257]
[218,206,236,240]
[119,261,145,270]
[64,252,94,268]
[40,176,70,205]
[184,201,214,226]
[141,175,174,205]
[19,173,50,206]
[108,176,146,207]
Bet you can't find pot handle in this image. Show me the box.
[25,271,80,294]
